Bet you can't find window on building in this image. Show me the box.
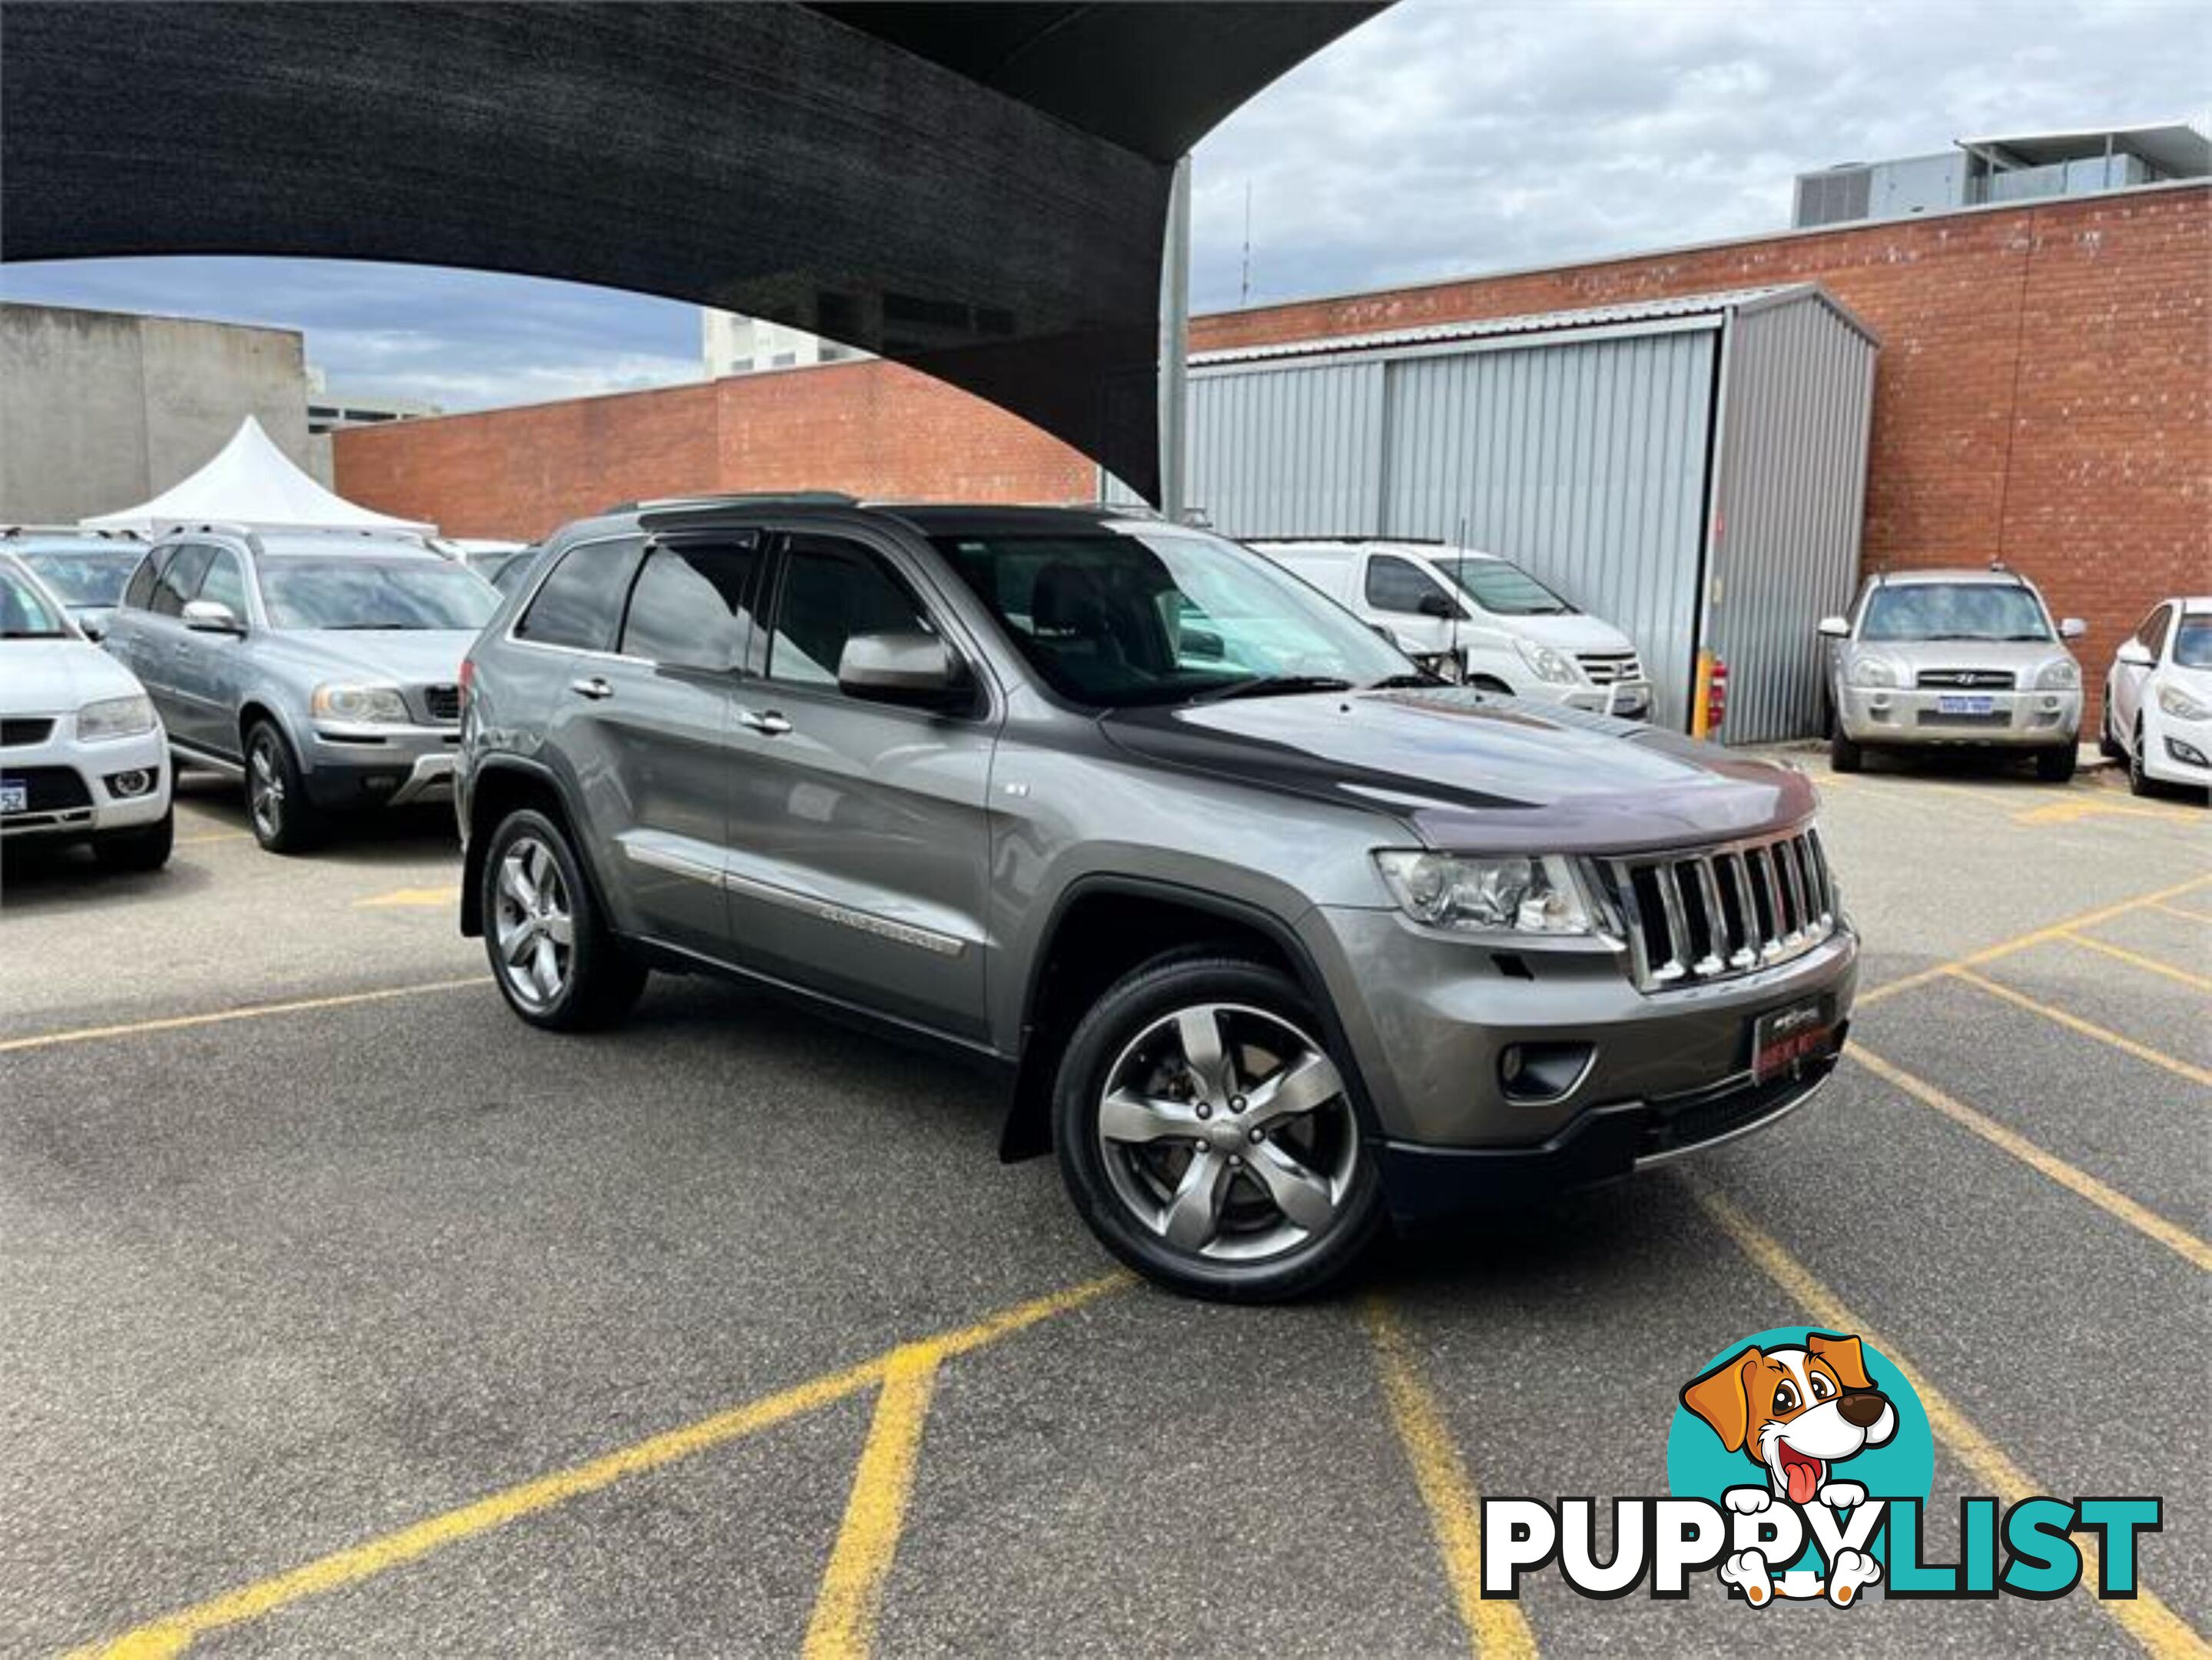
[515,537,647,652]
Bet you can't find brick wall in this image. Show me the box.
[337,184,2208,715]
[333,359,1094,541]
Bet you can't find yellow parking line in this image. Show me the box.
[802,1345,944,1659]
[1848,1046,2210,1272]
[2014,798,2201,827]
[1693,1184,2207,1659]
[0,978,489,1054]
[175,830,251,847]
[71,1273,1127,1659]
[2150,902,2212,926]
[1364,1299,1540,1660]
[1858,872,2212,1006]
[2059,931,2212,994]
[352,886,461,909]
[1949,968,2212,1088]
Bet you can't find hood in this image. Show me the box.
[1849,638,2077,679]
[1494,611,1638,658]
[264,629,479,685]
[1099,686,1816,855]
[2,637,149,714]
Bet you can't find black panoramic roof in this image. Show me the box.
[2,3,1386,503]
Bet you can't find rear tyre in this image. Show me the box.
[481,807,646,1031]
[93,803,174,872]
[1053,952,1385,1303]
[2035,744,2078,784]
[1829,728,1864,774]
[245,720,327,854]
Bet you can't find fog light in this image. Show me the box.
[2168,737,2209,769]
[106,768,154,798]
[1498,1041,1596,1104]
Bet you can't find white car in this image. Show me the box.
[2103,596,2212,799]
[1246,538,1652,719]
[0,552,174,870]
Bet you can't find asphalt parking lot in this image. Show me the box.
[2,758,2205,1658]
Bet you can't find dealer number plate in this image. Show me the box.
[1936,694,1995,715]
[1753,999,1833,1081]
[0,782,26,815]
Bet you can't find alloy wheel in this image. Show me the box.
[247,735,285,841]
[492,835,575,1011]
[1095,1001,1360,1262]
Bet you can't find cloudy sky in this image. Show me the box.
[4,0,2202,411]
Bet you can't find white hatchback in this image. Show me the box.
[0,552,174,870]
[1247,539,1652,720]
[2104,597,2212,799]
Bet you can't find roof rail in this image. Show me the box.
[2,523,145,540]
[618,490,861,513]
[1244,534,1446,546]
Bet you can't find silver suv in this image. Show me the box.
[1819,567,2086,781]
[102,527,499,851]
[457,498,1859,1300]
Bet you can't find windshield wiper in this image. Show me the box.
[1193,674,1355,702]
[1367,672,1440,689]
[2,629,70,639]
[327,622,412,630]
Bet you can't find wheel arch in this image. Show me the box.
[460,756,600,938]
[1000,875,1375,1163]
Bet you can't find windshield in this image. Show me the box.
[259,557,499,631]
[936,526,1414,707]
[0,560,71,638]
[19,549,142,609]
[2174,619,2212,669]
[1437,557,1575,616]
[1859,583,2052,642]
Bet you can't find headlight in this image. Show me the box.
[1847,656,1900,689]
[2158,682,2212,720]
[1514,637,1577,685]
[76,694,156,742]
[311,684,411,723]
[2034,659,2080,691]
[1374,851,1597,935]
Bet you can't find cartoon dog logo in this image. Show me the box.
[1680,1332,1898,1606]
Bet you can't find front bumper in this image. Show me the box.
[1527,678,1653,722]
[301,722,460,810]
[1,722,171,841]
[1300,901,1856,1214]
[2142,705,2212,788]
[1837,684,2080,747]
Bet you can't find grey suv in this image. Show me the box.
[103,527,499,851]
[457,498,1858,1300]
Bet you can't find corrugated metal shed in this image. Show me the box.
[1114,284,1879,741]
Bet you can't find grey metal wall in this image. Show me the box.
[1186,359,1383,535]
[1376,329,1719,730]
[1705,300,1877,743]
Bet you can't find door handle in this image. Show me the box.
[568,675,614,700]
[737,708,792,736]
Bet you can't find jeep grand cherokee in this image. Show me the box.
[456,498,1857,1300]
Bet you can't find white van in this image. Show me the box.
[1248,539,1653,721]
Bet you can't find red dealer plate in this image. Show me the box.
[1752,998,1834,1081]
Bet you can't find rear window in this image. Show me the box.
[516,538,645,652]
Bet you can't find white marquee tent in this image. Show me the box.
[83,417,436,536]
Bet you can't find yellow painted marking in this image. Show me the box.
[175,830,251,847]
[0,978,489,1055]
[1858,873,2212,1006]
[2014,798,2199,826]
[1950,968,2212,1088]
[351,885,462,909]
[802,1345,943,1659]
[1849,1045,2211,1272]
[2150,902,2212,926]
[1365,1299,1540,1660]
[1693,1184,2209,1659]
[2059,931,2212,994]
[72,1273,1127,1658]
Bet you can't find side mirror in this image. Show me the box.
[77,613,107,642]
[837,630,966,708]
[1816,615,1851,639]
[1416,592,1458,620]
[2058,617,2088,639]
[1370,622,1404,648]
[2115,639,2155,668]
[183,598,244,635]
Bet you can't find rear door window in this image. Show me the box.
[516,537,645,652]
[122,548,168,610]
[618,538,764,672]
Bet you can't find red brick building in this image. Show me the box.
[336,183,2209,709]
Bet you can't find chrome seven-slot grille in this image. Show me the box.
[1587,825,1836,991]
[1576,652,1643,684]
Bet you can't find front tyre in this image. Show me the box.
[1829,727,1864,774]
[245,720,327,854]
[2035,743,2078,784]
[2127,720,2156,798]
[480,808,646,1031]
[93,802,174,872]
[1053,954,1383,1302]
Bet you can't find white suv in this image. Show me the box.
[1248,539,1651,720]
[0,552,173,871]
